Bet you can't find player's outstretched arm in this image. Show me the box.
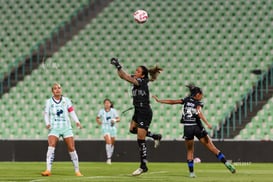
[152,95,183,105]
[110,58,139,85]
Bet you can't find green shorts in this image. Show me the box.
[48,128,74,138]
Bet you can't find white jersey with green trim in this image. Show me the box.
[97,108,118,127]
[44,96,73,129]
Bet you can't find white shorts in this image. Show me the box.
[48,128,73,138]
[101,126,117,137]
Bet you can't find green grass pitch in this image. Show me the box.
[0,162,272,182]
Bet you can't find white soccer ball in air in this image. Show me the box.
[134,10,148,24]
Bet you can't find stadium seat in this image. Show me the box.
[0,0,90,77]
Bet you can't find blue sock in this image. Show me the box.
[216,152,227,164]
[187,160,194,172]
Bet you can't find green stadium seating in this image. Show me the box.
[0,0,272,140]
[0,0,89,77]
[235,97,273,140]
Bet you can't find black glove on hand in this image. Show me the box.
[110,58,122,70]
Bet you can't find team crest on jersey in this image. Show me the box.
[56,109,63,116]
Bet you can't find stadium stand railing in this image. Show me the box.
[215,64,273,139]
[235,94,273,140]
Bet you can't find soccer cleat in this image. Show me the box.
[154,134,162,148]
[132,167,148,176]
[75,171,83,176]
[189,172,196,178]
[106,159,112,165]
[225,162,236,174]
[41,170,51,176]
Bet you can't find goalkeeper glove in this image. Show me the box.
[110,58,122,70]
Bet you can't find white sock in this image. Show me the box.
[106,144,112,159]
[69,151,80,173]
[46,146,55,171]
[110,145,114,158]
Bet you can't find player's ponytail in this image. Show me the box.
[148,65,163,81]
[186,84,203,96]
[140,65,163,82]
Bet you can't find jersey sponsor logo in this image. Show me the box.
[186,102,195,107]
[132,89,147,97]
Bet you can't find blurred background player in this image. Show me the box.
[41,83,83,177]
[110,57,162,176]
[152,84,236,178]
[96,98,120,164]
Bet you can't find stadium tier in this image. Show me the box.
[0,0,272,140]
[0,0,89,77]
[235,97,273,140]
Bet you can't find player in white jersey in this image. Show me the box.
[41,83,83,177]
[96,99,120,164]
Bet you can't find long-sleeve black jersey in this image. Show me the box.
[132,78,150,108]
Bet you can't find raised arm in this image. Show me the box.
[117,69,139,85]
[111,58,139,85]
[152,95,183,105]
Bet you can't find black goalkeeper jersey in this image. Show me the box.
[132,78,150,108]
[181,96,204,125]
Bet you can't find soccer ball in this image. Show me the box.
[133,10,148,24]
[194,157,201,163]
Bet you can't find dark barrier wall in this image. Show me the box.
[0,140,272,162]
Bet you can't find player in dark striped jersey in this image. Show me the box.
[152,84,236,178]
[111,58,162,176]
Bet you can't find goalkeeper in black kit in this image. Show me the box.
[110,57,162,176]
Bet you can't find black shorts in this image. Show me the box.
[132,106,152,130]
[183,125,208,140]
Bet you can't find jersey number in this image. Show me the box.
[184,108,193,118]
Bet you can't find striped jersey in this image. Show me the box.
[181,96,204,126]
[97,108,118,127]
[44,96,73,129]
